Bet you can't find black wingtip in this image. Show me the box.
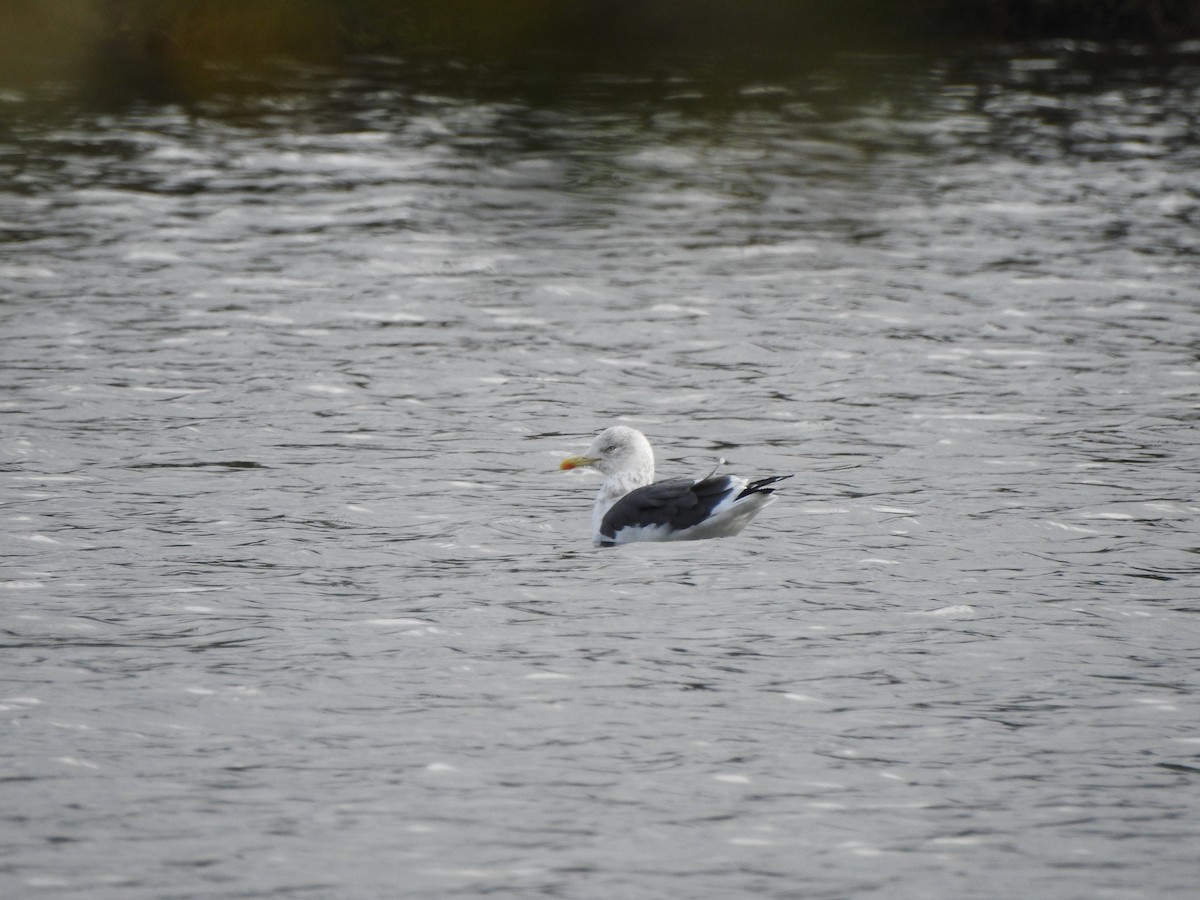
[736,474,793,501]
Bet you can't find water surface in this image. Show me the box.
[2,46,1199,898]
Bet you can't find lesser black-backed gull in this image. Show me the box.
[560,425,789,546]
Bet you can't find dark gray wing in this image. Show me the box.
[599,476,738,541]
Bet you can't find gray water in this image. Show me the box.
[2,45,1199,899]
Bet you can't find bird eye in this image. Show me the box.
[604,444,617,452]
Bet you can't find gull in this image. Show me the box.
[560,425,789,546]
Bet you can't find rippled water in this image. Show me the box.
[3,45,1199,898]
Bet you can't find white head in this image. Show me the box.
[560,425,655,479]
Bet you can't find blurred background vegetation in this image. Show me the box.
[2,0,1199,90]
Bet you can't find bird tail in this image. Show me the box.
[735,475,792,501]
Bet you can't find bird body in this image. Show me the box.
[560,425,788,546]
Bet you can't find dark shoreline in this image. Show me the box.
[3,1,1200,93]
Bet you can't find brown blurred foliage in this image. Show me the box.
[2,1,1197,91]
